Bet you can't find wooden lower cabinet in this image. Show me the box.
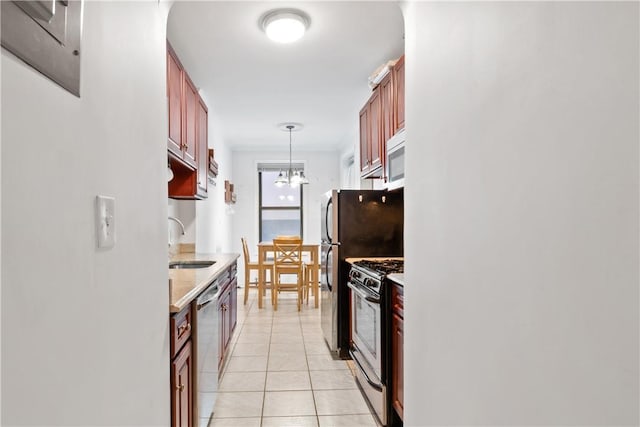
[218,287,230,368]
[171,340,193,427]
[391,282,404,422]
[170,261,238,426]
[229,277,238,332]
[218,275,238,372]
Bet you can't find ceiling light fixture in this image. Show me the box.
[275,123,309,188]
[261,9,310,44]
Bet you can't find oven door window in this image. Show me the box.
[354,294,378,358]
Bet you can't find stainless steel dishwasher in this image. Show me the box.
[194,280,220,426]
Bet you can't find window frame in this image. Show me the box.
[258,171,304,242]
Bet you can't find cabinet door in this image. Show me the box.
[380,73,394,182]
[196,97,208,198]
[218,290,230,368]
[381,73,394,145]
[182,75,198,168]
[167,46,183,157]
[359,105,370,175]
[368,88,383,171]
[229,278,238,333]
[392,312,404,420]
[170,305,192,359]
[171,341,193,427]
[394,55,405,132]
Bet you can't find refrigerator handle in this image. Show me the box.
[325,197,332,243]
[325,246,332,292]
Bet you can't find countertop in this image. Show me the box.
[387,273,404,286]
[169,252,240,313]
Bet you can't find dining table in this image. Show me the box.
[257,241,320,309]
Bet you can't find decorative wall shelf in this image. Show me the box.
[224,180,236,204]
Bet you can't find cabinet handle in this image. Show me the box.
[176,384,185,392]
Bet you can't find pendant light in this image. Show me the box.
[275,123,309,187]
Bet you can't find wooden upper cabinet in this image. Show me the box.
[368,87,383,172]
[394,55,405,132]
[359,105,370,175]
[167,46,183,158]
[182,75,198,168]
[167,41,208,200]
[358,54,405,179]
[359,86,383,178]
[380,72,394,178]
[196,97,208,198]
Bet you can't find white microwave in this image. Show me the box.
[385,128,405,190]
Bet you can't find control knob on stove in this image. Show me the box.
[364,278,375,288]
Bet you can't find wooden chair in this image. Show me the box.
[241,237,273,305]
[272,237,305,311]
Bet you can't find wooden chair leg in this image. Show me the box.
[297,276,301,312]
[305,269,310,305]
[273,273,278,311]
[244,270,250,305]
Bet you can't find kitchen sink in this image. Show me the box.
[169,260,216,269]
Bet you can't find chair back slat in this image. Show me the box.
[273,238,303,269]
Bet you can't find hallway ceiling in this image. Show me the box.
[167,2,404,151]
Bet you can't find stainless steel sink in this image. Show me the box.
[169,260,216,269]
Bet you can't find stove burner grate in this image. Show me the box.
[353,259,404,275]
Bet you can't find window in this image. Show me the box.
[259,170,303,241]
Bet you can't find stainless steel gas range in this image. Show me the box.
[348,258,404,426]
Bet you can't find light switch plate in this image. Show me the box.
[96,195,115,249]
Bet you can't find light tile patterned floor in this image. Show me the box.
[206,292,378,427]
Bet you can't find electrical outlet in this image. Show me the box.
[96,195,115,249]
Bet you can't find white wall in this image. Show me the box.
[195,109,234,254]
[169,199,196,246]
[403,2,639,425]
[231,150,340,282]
[1,2,171,424]
[167,122,233,255]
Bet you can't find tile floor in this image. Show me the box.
[208,292,378,427]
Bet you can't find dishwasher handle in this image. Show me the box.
[196,283,219,310]
[196,298,216,310]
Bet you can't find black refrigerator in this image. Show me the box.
[320,189,404,358]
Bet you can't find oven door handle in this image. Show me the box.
[349,348,383,392]
[347,282,380,304]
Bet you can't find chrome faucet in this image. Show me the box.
[168,216,186,235]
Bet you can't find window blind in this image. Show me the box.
[257,162,305,172]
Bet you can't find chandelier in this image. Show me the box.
[275,124,309,187]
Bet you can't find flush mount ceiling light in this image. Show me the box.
[261,9,310,44]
